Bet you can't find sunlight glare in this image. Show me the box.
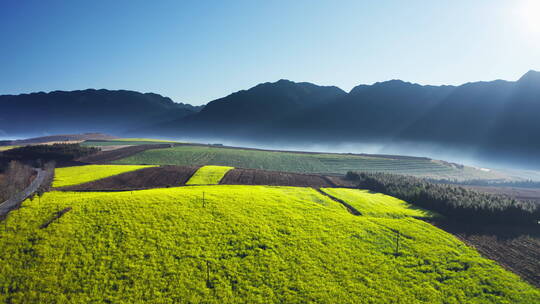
[516,0,540,35]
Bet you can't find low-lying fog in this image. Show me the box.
[162,135,540,178]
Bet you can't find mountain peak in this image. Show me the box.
[518,70,540,83]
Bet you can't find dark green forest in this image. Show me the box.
[346,171,539,225]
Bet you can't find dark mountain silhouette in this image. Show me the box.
[0,89,201,137]
[2,71,540,169]
[147,79,347,136]
[142,71,540,169]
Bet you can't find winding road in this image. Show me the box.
[0,168,47,218]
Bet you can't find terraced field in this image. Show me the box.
[112,145,503,181]
[0,185,537,303]
[53,164,156,188]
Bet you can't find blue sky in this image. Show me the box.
[1,0,539,105]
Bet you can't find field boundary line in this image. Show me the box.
[314,188,362,216]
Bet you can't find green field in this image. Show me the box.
[322,188,434,219]
[112,145,503,180]
[53,164,156,187]
[186,165,234,185]
[81,139,177,147]
[0,185,537,303]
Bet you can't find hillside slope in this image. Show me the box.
[0,186,537,303]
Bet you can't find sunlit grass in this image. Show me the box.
[0,185,537,303]
[186,165,234,185]
[0,146,19,152]
[321,188,435,219]
[53,164,156,187]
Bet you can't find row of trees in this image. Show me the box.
[346,171,539,225]
[429,178,540,189]
[0,161,35,203]
[0,143,98,166]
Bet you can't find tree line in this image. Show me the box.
[346,171,539,225]
[429,178,540,189]
[0,143,98,167]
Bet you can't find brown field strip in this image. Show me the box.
[220,168,356,188]
[58,166,200,191]
[77,144,176,163]
[433,221,540,288]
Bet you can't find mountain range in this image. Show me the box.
[2,71,539,169]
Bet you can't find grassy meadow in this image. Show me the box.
[321,188,434,219]
[53,164,156,188]
[112,145,503,181]
[186,165,234,185]
[0,185,537,303]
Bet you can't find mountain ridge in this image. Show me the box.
[2,71,539,169]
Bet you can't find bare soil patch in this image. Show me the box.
[10,133,116,145]
[59,165,200,191]
[433,220,540,288]
[220,168,355,188]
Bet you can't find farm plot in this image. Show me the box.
[53,164,156,188]
[76,144,174,163]
[112,145,503,180]
[220,168,343,187]
[59,165,200,191]
[0,186,537,303]
[81,138,177,147]
[186,165,234,185]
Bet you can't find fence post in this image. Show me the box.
[206,260,213,288]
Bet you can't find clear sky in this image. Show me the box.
[1,0,539,105]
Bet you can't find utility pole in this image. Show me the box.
[206,260,212,288]
[202,192,206,208]
[395,230,400,257]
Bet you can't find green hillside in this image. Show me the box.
[0,185,537,303]
[321,188,433,219]
[112,145,503,181]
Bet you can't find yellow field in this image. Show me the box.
[0,185,537,303]
[53,164,156,187]
[322,188,434,218]
[0,146,19,152]
[186,165,234,185]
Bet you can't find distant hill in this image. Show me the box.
[148,79,346,136]
[0,89,202,137]
[3,71,540,169]
[7,133,117,145]
[142,71,540,169]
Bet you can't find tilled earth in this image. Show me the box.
[58,165,200,191]
[433,221,540,288]
[220,168,356,188]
